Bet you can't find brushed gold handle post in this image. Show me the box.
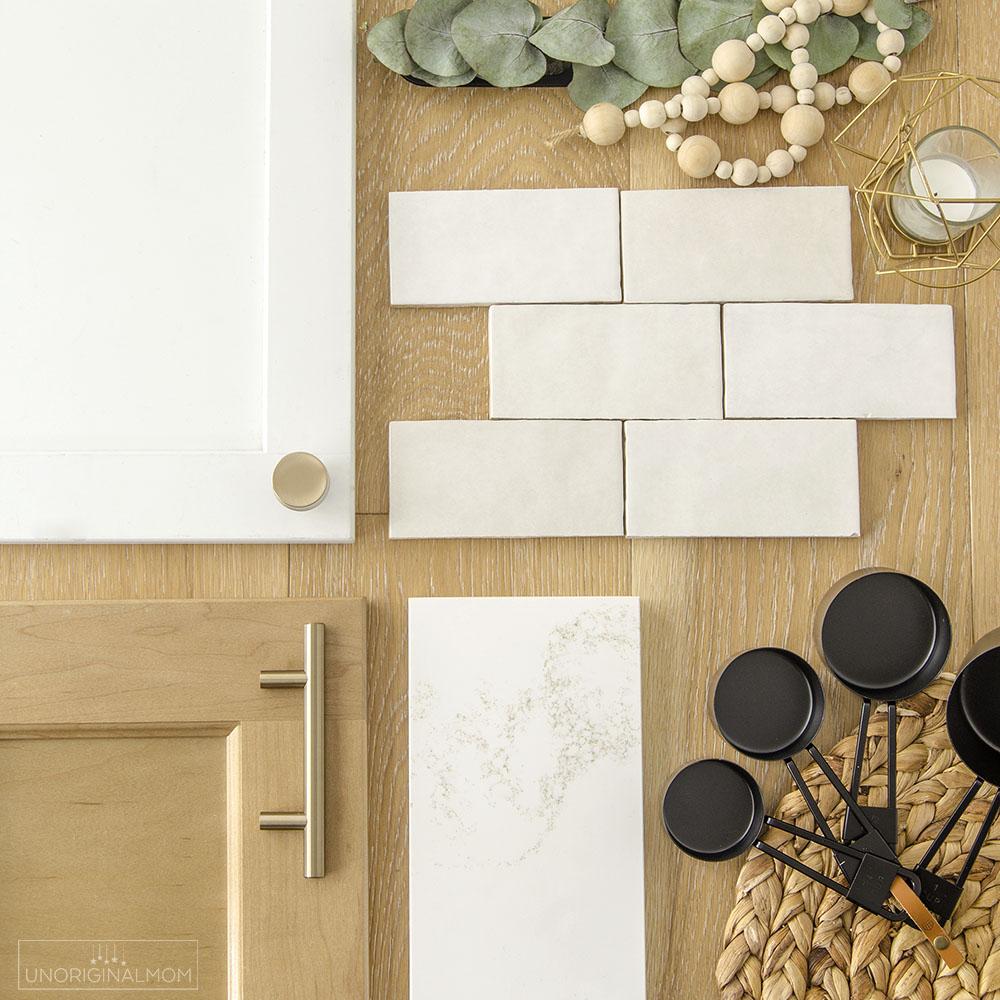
[304,622,325,878]
[258,623,326,878]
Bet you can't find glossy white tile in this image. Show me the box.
[489,304,723,419]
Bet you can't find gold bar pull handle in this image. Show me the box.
[259,622,325,878]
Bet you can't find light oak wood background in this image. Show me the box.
[0,3,995,997]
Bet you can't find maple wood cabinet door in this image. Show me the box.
[0,599,367,999]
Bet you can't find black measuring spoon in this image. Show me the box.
[662,758,962,965]
[915,631,1000,921]
[817,569,951,849]
[711,647,898,871]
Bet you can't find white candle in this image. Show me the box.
[909,155,979,223]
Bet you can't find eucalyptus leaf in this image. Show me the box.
[853,5,930,59]
[367,11,418,76]
[740,62,778,88]
[530,0,615,67]
[874,0,912,29]
[568,60,649,109]
[677,0,769,77]
[410,65,478,85]
[764,13,858,74]
[606,0,695,87]
[452,0,548,87]
[404,0,474,77]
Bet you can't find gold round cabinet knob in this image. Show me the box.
[272,453,329,511]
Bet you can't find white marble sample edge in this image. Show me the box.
[490,304,723,419]
[625,419,860,537]
[389,419,624,538]
[723,303,957,419]
[620,186,854,303]
[389,188,622,306]
[408,596,646,1000]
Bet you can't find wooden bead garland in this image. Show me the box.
[570,0,913,186]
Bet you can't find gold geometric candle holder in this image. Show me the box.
[834,71,1000,289]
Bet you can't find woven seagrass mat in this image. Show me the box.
[717,673,1000,1000]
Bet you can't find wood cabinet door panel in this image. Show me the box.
[0,599,367,999]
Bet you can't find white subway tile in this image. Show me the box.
[489,304,722,419]
[389,189,622,306]
[389,420,623,538]
[621,186,853,303]
[723,303,956,419]
[625,419,860,537]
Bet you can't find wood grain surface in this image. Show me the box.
[1,2,995,996]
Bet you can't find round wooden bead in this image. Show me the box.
[765,148,795,177]
[706,96,722,114]
[624,109,641,127]
[582,102,626,146]
[780,103,825,146]
[813,81,836,110]
[797,88,815,104]
[781,22,809,48]
[758,90,773,109]
[791,47,810,64]
[757,164,773,183]
[712,38,756,82]
[701,67,721,86]
[790,62,818,89]
[877,28,904,54]
[860,1,877,21]
[849,60,891,103]
[819,0,833,11]
[665,132,684,152]
[677,135,722,178]
[792,0,821,23]
[665,97,682,118]
[716,160,734,180]
[681,94,709,122]
[832,0,866,13]
[876,19,888,30]
[661,118,688,134]
[681,75,711,97]
[778,6,797,24]
[718,82,760,124]
[835,85,853,104]
[762,0,791,10]
[747,32,766,51]
[884,54,902,73]
[732,158,758,186]
[769,84,798,114]
[758,14,786,43]
[789,143,808,162]
[639,99,667,129]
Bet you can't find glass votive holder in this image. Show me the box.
[887,126,1000,244]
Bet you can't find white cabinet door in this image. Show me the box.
[0,0,355,542]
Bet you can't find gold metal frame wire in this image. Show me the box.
[833,70,1000,289]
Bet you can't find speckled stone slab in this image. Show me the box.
[408,596,646,1000]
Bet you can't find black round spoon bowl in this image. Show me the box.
[817,569,951,702]
[948,635,1000,786]
[712,647,825,761]
[662,759,765,862]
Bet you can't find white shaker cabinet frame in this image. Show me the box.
[0,0,355,541]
